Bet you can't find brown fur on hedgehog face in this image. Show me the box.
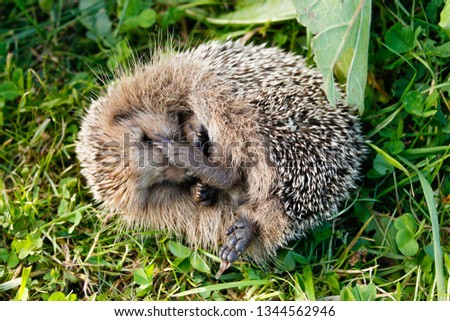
[79,61,191,205]
[78,79,190,196]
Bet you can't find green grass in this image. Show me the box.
[1,0,449,301]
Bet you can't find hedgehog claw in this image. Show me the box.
[215,261,231,279]
[216,218,255,278]
[191,182,217,207]
[225,226,235,236]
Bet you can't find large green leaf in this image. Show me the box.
[185,0,296,26]
[293,0,371,113]
[439,0,450,30]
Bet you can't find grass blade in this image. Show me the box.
[368,142,410,176]
[399,156,446,301]
[400,146,450,158]
[14,267,31,301]
[172,279,268,298]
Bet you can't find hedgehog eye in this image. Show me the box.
[142,133,153,144]
[176,111,193,126]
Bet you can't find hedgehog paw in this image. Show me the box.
[182,115,209,153]
[191,181,216,207]
[216,218,255,279]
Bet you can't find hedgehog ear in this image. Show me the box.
[113,111,133,125]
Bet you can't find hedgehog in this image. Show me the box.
[76,40,366,278]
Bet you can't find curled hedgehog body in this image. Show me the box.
[76,41,365,277]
